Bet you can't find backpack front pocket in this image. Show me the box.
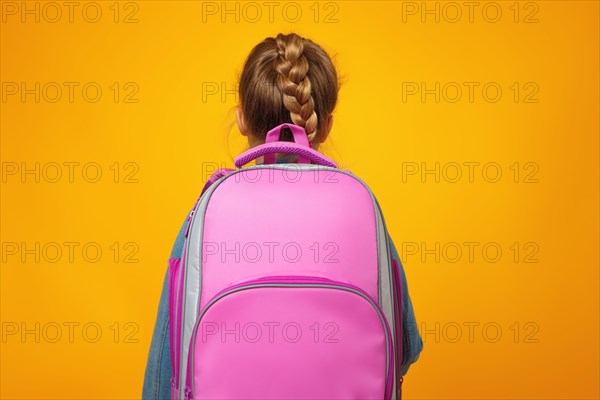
[186,276,393,400]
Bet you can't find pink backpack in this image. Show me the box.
[168,124,404,399]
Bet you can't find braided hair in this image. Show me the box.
[238,33,338,146]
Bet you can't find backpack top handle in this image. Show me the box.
[263,123,310,165]
[234,142,338,169]
[234,123,338,169]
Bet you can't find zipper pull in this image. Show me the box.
[184,210,195,238]
[170,377,179,399]
[398,376,404,399]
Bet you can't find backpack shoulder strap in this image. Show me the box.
[184,168,234,238]
[167,167,234,396]
[200,168,234,197]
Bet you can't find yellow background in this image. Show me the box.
[1,1,598,399]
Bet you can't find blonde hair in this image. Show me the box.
[239,33,339,145]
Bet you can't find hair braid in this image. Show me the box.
[273,33,319,143]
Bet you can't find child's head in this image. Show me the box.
[236,33,339,150]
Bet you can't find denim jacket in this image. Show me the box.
[142,165,423,399]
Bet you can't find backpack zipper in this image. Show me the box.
[186,276,394,400]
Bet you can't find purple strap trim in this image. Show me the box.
[168,265,179,387]
[234,142,337,169]
[392,258,404,398]
[264,123,310,165]
[200,168,233,197]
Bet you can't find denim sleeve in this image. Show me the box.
[388,233,424,376]
[142,219,187,400]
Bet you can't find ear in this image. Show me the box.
[319,114,334,144]
[236,106,250,136]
